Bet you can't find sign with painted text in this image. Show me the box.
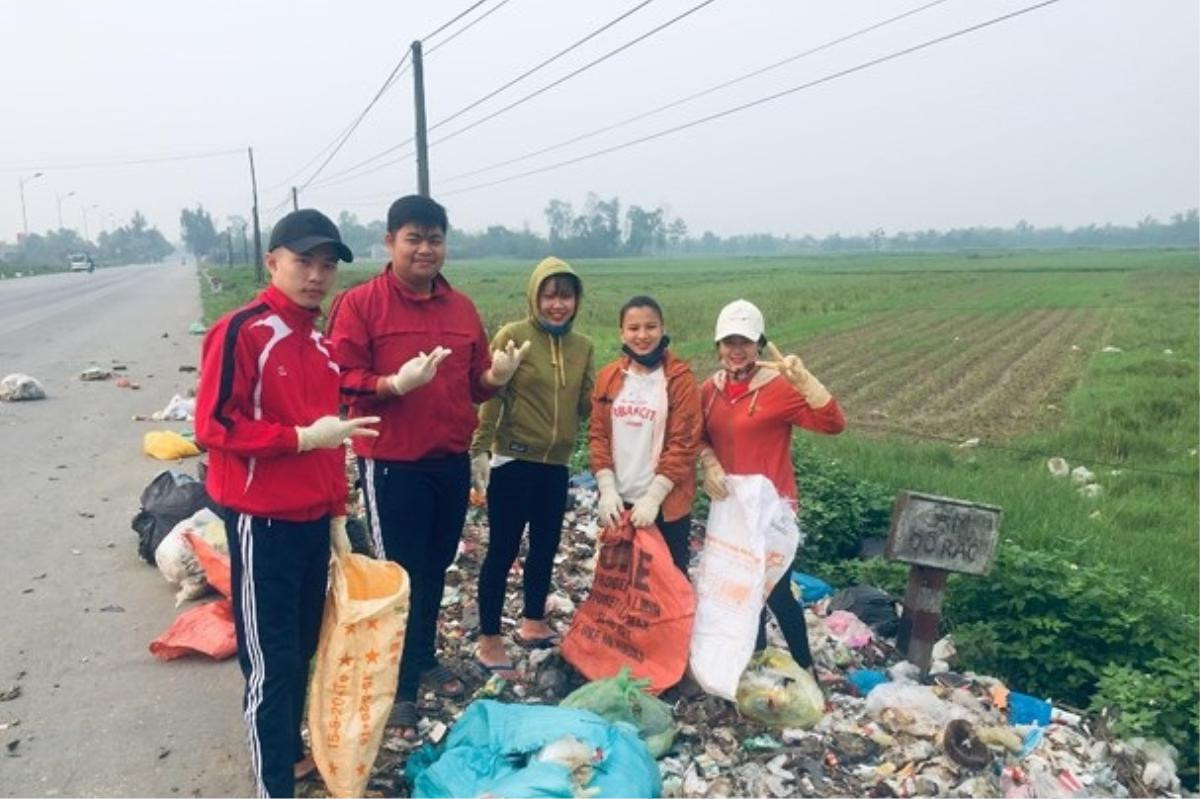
[885,491,1002,576]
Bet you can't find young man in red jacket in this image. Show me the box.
[326,195,528,738]
[195,209,378,797]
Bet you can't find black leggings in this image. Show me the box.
[477,460,569,635]
[755,575,813,668]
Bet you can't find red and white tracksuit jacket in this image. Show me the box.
[195,283,347,521]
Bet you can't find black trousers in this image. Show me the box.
[478,460,569,635]
[755,575,814,668]
[639,510,691,577]
[359,453,469,701]
[225,510,330,799]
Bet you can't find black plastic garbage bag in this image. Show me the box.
[132,470,217,564]
[829,584,900,638]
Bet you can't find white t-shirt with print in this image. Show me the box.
[611,366,668,502]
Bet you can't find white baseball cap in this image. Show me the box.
[714,299,765,342]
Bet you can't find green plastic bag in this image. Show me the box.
[560,666,676,758]
[735,647,825,729]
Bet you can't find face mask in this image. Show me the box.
[622,335,671,368]
[538,317,573,336]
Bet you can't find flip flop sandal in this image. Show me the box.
[514,632,561,650]
[421,663,466,699]
[387,699,421,742]
[476,658,520,679]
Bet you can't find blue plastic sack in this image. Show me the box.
[407,700,661,798]
[791,571,833,604]
[1009,691,1052,726]
[847,668,889,696]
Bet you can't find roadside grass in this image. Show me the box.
[199,249,1198,609]
[0,263,68,279]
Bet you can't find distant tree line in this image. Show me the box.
[0,211,172,269]
[191,197,1200,267]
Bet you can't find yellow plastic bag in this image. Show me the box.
[143,430,201,460]
[308,538,409,798]
[735,647,825,729]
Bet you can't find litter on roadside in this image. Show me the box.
[0,373,46,401]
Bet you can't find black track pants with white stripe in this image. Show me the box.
[225,510,330,798]
[358,453,469,701]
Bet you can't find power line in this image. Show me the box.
[442,0,954,184]
[307,141,416,191]
[264,116,371,191]
[294,51,412,192]
[425,0,518,56]
[279,2,506,192]
[428,0,721,150]
[423,0,493,42]
[0,148,243,173]
[442,0,1065,197]
[428,0,660,132]
[312,0,719,191]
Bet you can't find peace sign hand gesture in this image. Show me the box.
[758,341,832,407]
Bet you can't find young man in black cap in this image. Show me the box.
[195,209,379,797]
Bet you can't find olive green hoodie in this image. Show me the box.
[471,257,595,465]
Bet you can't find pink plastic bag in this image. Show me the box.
[825,610,873,648]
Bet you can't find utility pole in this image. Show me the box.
[412,40,430,197]
[248,147,263,284]
[226,231,234,267]
[291,186,299,211]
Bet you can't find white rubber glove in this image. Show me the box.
[630,475,674,528]
[471,453,491,494]
[763,341,832,408]
[483,340,532,387]
[330,516,350,556]
[296,415,380,452]
[699,448,729,501]
[595,469,624,529]
[388,346,452,396]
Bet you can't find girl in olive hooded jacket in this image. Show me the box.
[471,257,595,673]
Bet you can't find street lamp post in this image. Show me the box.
[18,172,44,238]
[56,191,76,230]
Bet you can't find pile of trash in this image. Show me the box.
[293,478,1185,798]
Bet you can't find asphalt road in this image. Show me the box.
[0,263,253,796]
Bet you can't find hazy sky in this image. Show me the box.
[2,0,1196,243]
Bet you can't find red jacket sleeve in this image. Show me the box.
[326,290,387,409]
[785,386,846,434]
[194,316,300,457]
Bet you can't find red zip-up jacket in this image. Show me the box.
[701,367,845,503]
[326,266,496,461]
[194,283,347,521]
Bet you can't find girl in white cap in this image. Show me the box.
[698,299,845,669]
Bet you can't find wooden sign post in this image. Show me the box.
[885,491,1002,673]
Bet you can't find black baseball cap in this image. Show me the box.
[268,209,354,263]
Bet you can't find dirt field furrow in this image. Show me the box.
[835,311,1038,415]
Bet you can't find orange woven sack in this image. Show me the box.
[562,515,696,694]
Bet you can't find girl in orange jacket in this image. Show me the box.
[699,299,845,667]
[589,295,702,574]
